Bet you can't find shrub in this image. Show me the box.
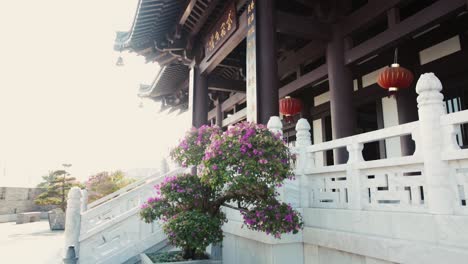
[141,122,303,260]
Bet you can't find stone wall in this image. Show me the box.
[0,187,53,215]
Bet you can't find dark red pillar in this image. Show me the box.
[190,65,208,128]
[327,28,356,164]
[256,0,279,124]
[216,99,223,127]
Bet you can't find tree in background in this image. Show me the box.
[35,170,82,211]
[85,171,135,203]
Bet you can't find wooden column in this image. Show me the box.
[397,87,418,155]
[327,28,356,164]
[397,45,419,154]
[256,0,279,124]
[386,7,417,156]
[216,99,223,127]
[189,65,209,127]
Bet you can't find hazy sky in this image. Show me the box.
[0,0,189,187]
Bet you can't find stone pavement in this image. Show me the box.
[0,220,64,263]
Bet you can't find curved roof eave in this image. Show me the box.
[114,0,184,52]
[114,0,144,51]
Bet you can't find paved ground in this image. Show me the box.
[0,220,64,264]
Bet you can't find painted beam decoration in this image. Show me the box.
[204,2,237,60]
[246,0,257,122]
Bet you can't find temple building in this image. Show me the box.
[115,0,468,165]
[68,0,468,263]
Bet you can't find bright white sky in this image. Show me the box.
[0,0,190,187]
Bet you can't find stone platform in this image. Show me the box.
[0,220,64,263]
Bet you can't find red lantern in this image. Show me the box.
[377,63,414,93]
[280,96,302,122]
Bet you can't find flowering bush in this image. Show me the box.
[170,125,222,167]
[240,200,303,238]
[141,122,303,261]
[200,122,294,190]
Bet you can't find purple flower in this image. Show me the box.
[284,214,293,223]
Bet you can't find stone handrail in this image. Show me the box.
[273,73,466,216]
[80,167,185,235]
[304,121,419,156]
[87,172,161,210]
[64,166,185,264]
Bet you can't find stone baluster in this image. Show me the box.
[296,118,312,208]
[346,142,364,210]
[267,116,283,136]
[416,73,456,214]
[160,157,169,174]
[64,187,82,259]
[81,189,88,213]
[267,116,287,202]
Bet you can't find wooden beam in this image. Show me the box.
[278,64,328,98]
[199,10,248,74]
[345,0,465,65]
[208,93,246,120]
[278,41,325,77]
[218,58,244,69]
[179,0,197,25]
[222,108,247,127]
[276,11,331,40]
[339,0,404,36]
[208,76,246,93]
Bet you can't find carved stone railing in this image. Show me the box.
[64,165,185,264]
[276,73,468,216]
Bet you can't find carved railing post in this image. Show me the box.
[267,116,288,202]
[346,142,364,210]
[81,189,88,213]
[64,187,82,259]
[160,158,169,174]
[267,116,283,136]
[295,118,312,208]
[416,73,456,214]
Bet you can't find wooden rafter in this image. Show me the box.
[191,0,220,36]
[179,0,198,25]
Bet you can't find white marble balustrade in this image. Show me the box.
[284,73,468,216]
[63,166,185,264]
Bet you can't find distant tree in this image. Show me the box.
[85,170,135,203]
[35,170,82,211]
